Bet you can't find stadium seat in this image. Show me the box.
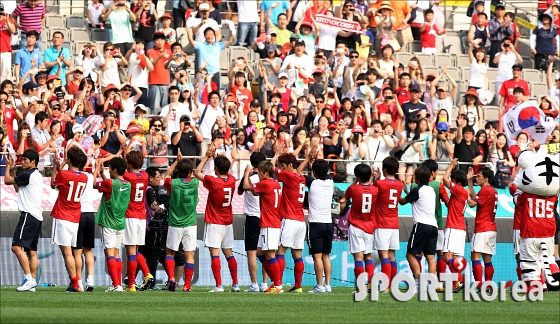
[70,28,91,42]
[435,38,444,54]
[452,106,459,119]
[454,81,467,106]
[521,56,534,69]
[229,46,250,61]
[396,52,412,65]
[49,27,69,40]
[443,35,462,55]
[41,40,48,52]
[95,41,107,50]
[90,28,106,42]
[415,53,434,67]
[446,67,460,81]
[531,82,548,97]
[409,40,422,53]
[523,69,542,83]
[486,68,498,82]
[435,54,453,67]
[423,66,439,76]
[220,48,230,73]
[66,15,86,29]
[183,43,195,55]
[456,54,470,68]
[176,27,189,47]
[485,106,500,121]
[61,41,72,52]
[46,14,65,28]
[461,66,471,84]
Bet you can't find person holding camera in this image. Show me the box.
[171,115,202,158]
[494,38,523,108]
[96,111,127,156]
[159,85,191,138]
[101,0,136,54]
[365,120,395,170]
[346,125,367,182]
[0,3,16,82]
[100,42,128,89]
[164,42,191,84]
[429,122,454,171]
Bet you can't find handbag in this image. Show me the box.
[131,20,140,32]
[466,1,475,17]
[388,38,401,51]
[394,144,410,160]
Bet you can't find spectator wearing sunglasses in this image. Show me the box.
[65,66,86,96]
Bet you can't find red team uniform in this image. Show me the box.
[470,185,498,288]
[444,182,469,283]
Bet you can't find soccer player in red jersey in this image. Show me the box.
[346,164,378,290]
[467,167,499,291]
[442,158,469,292]
[51,147,88,292]
[194,144,239,293]
[373,157,403,289]
[270,149,306,293]
[243,161,283,294]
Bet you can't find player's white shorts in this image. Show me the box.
[279,219,306,250]
[203,223,234,249]
[442,228,466,256]
[51,218,79,247]
[123,218,146,246]
[471,231,497,255]
[374,228,399,251]
[513,229,521,254]
[258,227,280,251]
[167,225,197,252]
[519,237,555,282]
[349,225,374,254]
[436,229,445,251]
[100,227,124,249]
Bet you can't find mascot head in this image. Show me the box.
[514,147,560,197]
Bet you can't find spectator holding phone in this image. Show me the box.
[100,42,127,88]
[164,43,191,83]
[100,0,136,54]
[147,116,170,168]
[125,39,154,107]
[133,0,158,50]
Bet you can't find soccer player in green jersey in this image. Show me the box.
[93,157,131,292]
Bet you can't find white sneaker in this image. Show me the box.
[106,285,124,292]
[259,282,268,292]
[29,287,36,292]
[16,278,37,292]
[231,284,240,292]
[324,285,332,293]
[308,285,326,293]
[245,284,260,292]
[208,286,225,293]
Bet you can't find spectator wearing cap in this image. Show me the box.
[260,0,290,34]
[47,100,70,135]
[43,31,73,86]
[235,0,258,46]
[459,88,484,133]
[429,66,458,121]
[428,121,454,171]
[280,38,314,87]
[308,68,328,98]
[324,120,349,158]
[132,104,150,140]
[96,111,127,156]
[373,2,397,58]
[337,0,364,50]
[531,12,560,71]
[102,84,124,115]
[294,17,319,57]
[260,43,282,91]
[494,37,523,106]
[488,2,514,68]
[132,0,159,50]
[118,81,143,131]
[187,2,221,44]
[31,111,56,172]
[65,123,86,152]
[11,0,45,49]
[0,5,16,82]
[346,124,368,181]
[100,0,136,54]
[196,0,222,25]
[158,12,178,50]
[147,32,173,114]
[124,122,148,156]
[266,7,293,47]
[14,30,43,84]
[454,116,482,173]
[65,67,86,96]
[364,119,395,169]
[252,28,280,59]
[125,39,153,107]
[287,0,313,30]
[498,63,529,115]
[100,42,127,88]
[401,84,426,129]
[22,81,40,104]
[159,85,192,140]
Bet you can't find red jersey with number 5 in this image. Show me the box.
[52,170,88,223]
[252,179,282,228]
[373,178,403,229]
[275,168,305,221]
[446,182,468,230]
[203,174,236,225]
[124,171,149,219]
[345,184,378,234]
[473,185,498,233]
[518,193,558,238]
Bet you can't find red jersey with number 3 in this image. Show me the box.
[203,174,236,225]
[518,193,558,238]
[252,179,282,228]
[275,168,305,222]
[509,184,522,230]
[473,185,498,233]
[124,171,149,219]
[446,182,468,230]
[345,184,378,234]
[52,170,88,223]
[373,178,403,229]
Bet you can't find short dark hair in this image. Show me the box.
[171,42,182,50]
[52,31,64,39]
[485,121,498,130]
[35,112,49,124]
[451,169,468,187]
[278,13,287,20]
[26,30,39,39]
[208,91,220,101]
[414,166,432,184]
[22,149,39,167]
[400,72,411,79]
[478,12,487,19]
[250,152,266,168]
[257,160,275,178]
[312,159,329,178]
[145,166,161,179]
[382,156,399,176]
[214,155,231,176]
[505,12,515,20]
[354,164,372,183]
[479,167,494,181]
[176,159,194,178]
[424,9,434,16]
[370,119,382,127]
[67,146,86,169]
[422,159,439,173]
[278,153,298,169]
[204,27,216,36]
[109,157,127,175]
[125,151,144,170]
[168,85,180,94]
[463,125,475,134]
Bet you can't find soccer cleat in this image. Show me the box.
[230,284,240,292]
[259,282,269,292]
[452,282,464,293]
[308,285,326,293]
[126,286,137,292]
[168,280,177,292]
[436,286,445,293]
[244,284,260,292]
[29,288,35,292]
[86,285,94,292]
[263,284,274,293]
[162,281,169,290]
[288,286,302,293]
[77,285,84,293]
[380,287,391,293]
[183,285,192,292]
[16,278,37,292]
[66,287,79,292]
[150,285,161,290]
[140,274,155,291]
[324,285,332,293]
[265,287,284,294]
[208,286,225,293]
[106,285,124,292]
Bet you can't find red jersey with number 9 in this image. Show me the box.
[473,185,498,233]
[252,179,282,228]
[345,184,378,234]
[275,168,305,222]
[203,174,237,225]
[373,178,403,229]
[52,170,88,223]
[518,193,558,238]
[446,182,468,230]
[124,171,149,219]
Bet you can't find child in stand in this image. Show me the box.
[158,13,177,50]
[420,9,446,54]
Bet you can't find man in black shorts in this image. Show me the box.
[4,150,43,292]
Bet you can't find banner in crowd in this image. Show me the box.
[0,238,518,287]
[503,100,556,144]
[315,14,364,34]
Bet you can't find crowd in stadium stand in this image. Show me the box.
[0,0,559,187]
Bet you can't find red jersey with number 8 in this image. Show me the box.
[473,185,498,233]
[52,170,88,223]
[373,178,403,229]
[518,193,558,238]
[345,184,378,234]
[446,182,468,230]
[203,174,236,225]
[124,171,149,219]
[275,168,305,222]
[252,179,282,228]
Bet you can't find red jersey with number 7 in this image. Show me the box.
[373,178,403,229]
[473,185,498,233]
[275,168,305,222]
[345,184,378,234]
[446,182,468,230]
[252,179,282,228]
[124,171,149,219]
[518,193,558,238]
[51,170,88,223]
[203,174,237,225]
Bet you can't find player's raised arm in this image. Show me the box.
[243,164,257,194]
[442,158,458,189]
[194,143,216,181]
[165,148,183,179]
[466,167,478,206]
[296,146,317,175]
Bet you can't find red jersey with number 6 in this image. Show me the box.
[51,170,88,223]
[446,182,468,230]
[473,185,498,233]
[124,171,149,219]
[373,178,403,229]
[275,168,305,222]
[518,193,558,238]
[252,179,282,228]
[345,184,378,234]
[203,174,236,225]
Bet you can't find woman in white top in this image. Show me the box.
[468,42,488,90]
[346,125,368,182]
[398,116,425,184]
[489,132,515,170]
[75,43,103,83]
[87,0,105,28]
[99,42,127,88]
[459,88,484,133]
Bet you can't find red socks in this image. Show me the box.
[294,258,304,288]
[365,260,374,283]
[390,261,398,280]
[381,258,391,283]
[70,275,79,288]
[184,263,194,288]
[472,260,483,287]
[227,256,238,285]
[164,256,175,281]
[276,254,286,282]
[516,262,522,281]
[116,258,122,285]
[354,260,364,280]
[258,255,270,275]
[136,252,151,276]
[484,262,494,283]
[127,255,137,288]
[107,256,119,287]
[437,256,447,279]
[267,258,281,286]
[211,256,222,287]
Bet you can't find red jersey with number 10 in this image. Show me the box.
[51,170,88,223]
[473,185,498,233]
[446,182,468,230]
[123,171,149,219]
[345,184,378,234]
[252,179,282,228]
[203,174,237,225]
[373,178,403,229]
[518,193,558,238]
[275,168,305,222]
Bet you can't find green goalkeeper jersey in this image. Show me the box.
[95,178,131,230]
[166,177,199,228]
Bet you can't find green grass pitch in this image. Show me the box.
[1,286,559,323]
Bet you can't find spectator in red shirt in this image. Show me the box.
[0,5,16,82]
[499,63,530,115]
[395,72,411,107]
[230,71,253,115]
[374,86,403,131]
[420,9,446,54]
[471,1,488,27]
[147,32,172,114]
[0,90,23,144]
